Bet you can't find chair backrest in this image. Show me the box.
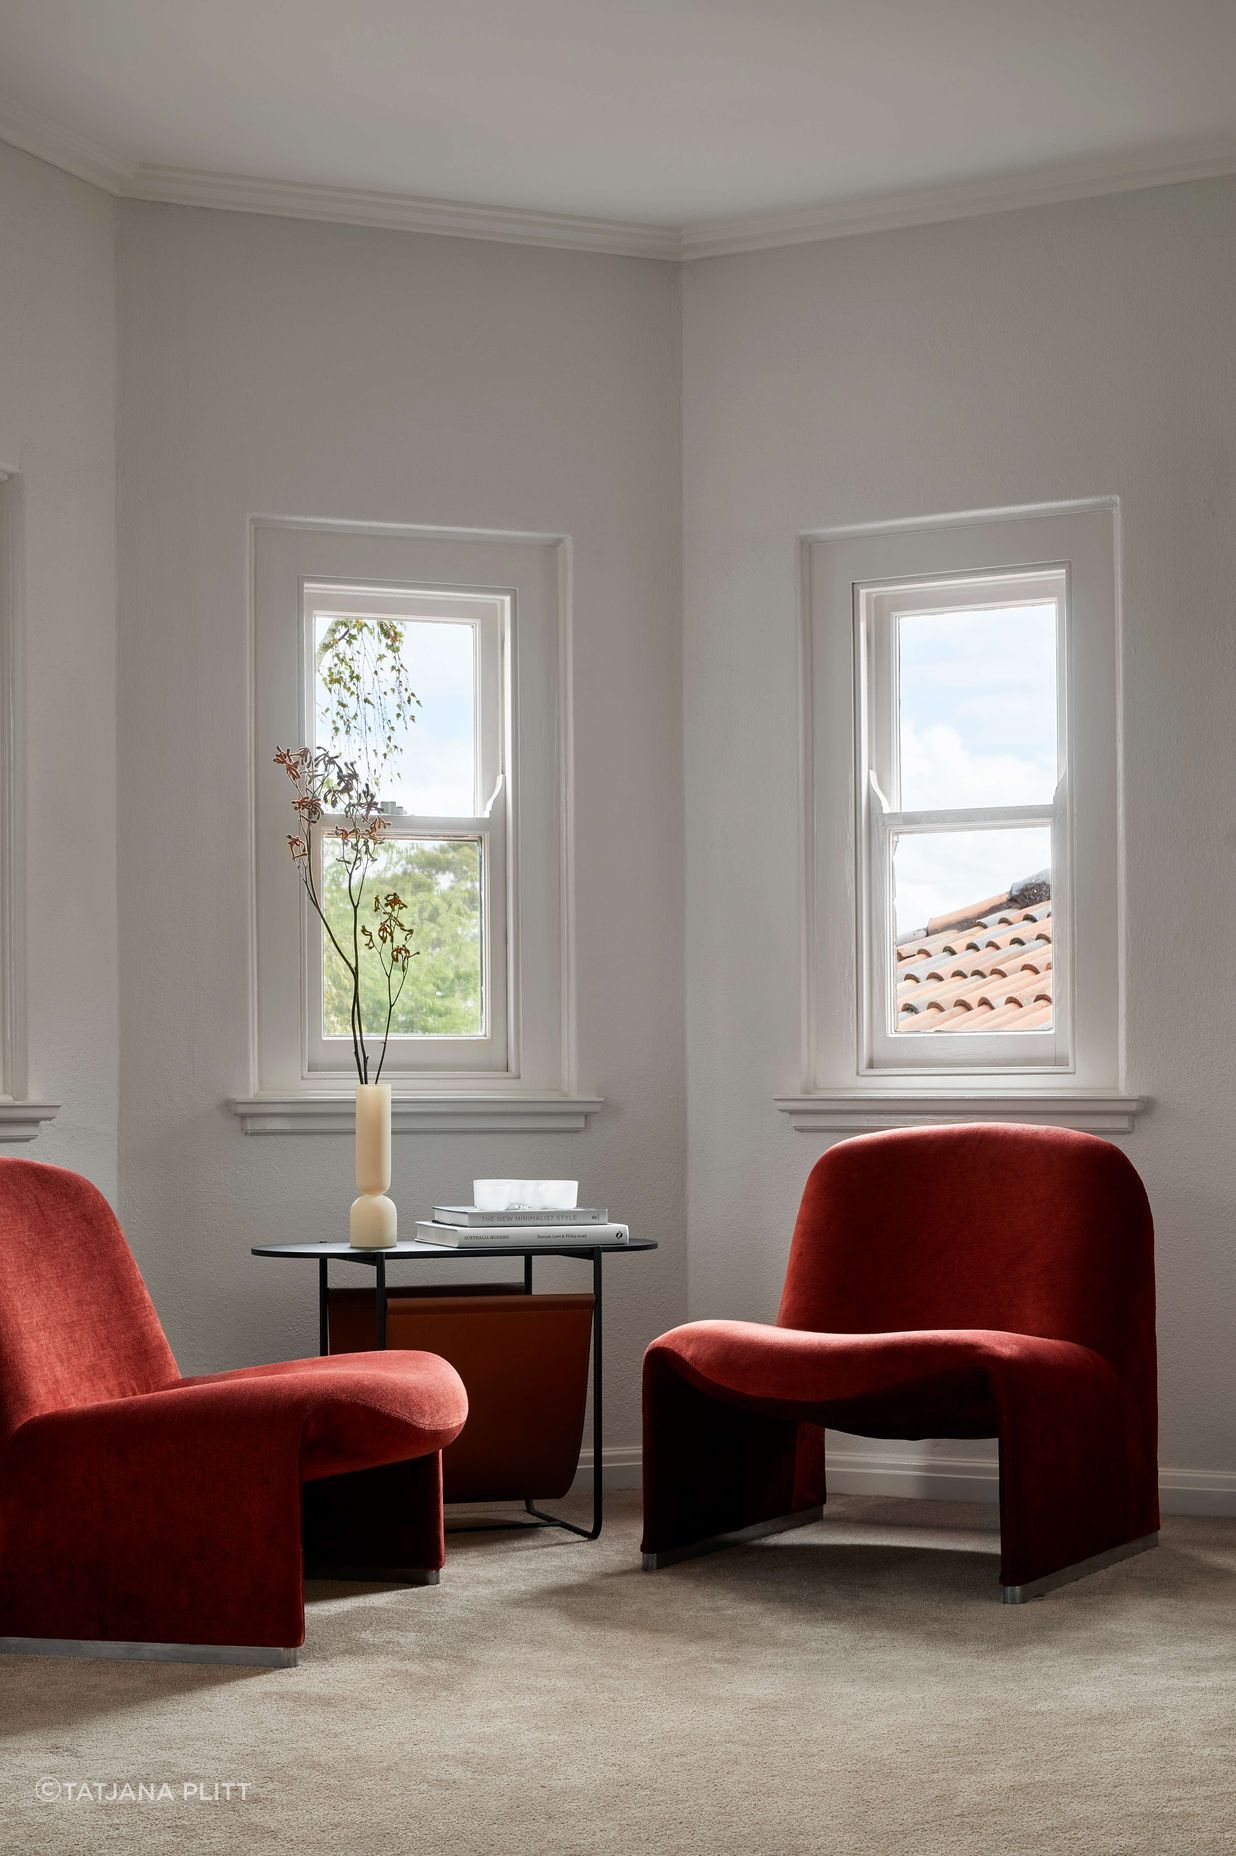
[0,1158,178,1447]
[777,1125,1155,1378]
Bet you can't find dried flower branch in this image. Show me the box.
[315,618,419,789]
[274,745,418,1083]
[360,892,416,1083]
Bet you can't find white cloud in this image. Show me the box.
[899,719,1056,810]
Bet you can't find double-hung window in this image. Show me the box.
[858,567,1066,1070]
[245,520,587,1128]
[302,579,508,1074]
[793,502,1130,1126]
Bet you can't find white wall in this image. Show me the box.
[0,142,118,1198]
[682,176,1236,1498]
[116,203,684,1455]
[8,137,1235,1503]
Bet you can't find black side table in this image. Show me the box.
[251,1236,657,1541]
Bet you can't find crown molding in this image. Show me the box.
[679,143,1236,258]
[2,92,1236,262]
[124,164,680,258]
[0,96,134,193]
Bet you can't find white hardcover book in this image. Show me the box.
[416,1220,630,1248]
[432,1205,608,1228]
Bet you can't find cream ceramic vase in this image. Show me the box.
[350,1083,397,1248]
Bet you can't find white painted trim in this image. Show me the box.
[0,95,134,193]
[826,1447,1236,1519]
[0,473,27,1104]
[677,143,1236,258]
[1157,1465,1236,1517]
[571,1445,642,1491]
[855,564,1071,1075]
[231,1092,603,1134]
[0,471,50,1141]
[125,165,681,259]
[246,519,580,1112]
[556,537,579,1093]
[3,95,1235,261]
[826,1447,1000,1502]
[803,496,1122,541]
[0,1099,61,1142]
[774,1090,1143,1133]
[574,1445,1236,1516]
[798,502,1126,1103]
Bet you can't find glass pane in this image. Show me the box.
[893,828,1052,1035]
[314,613,477,815]
[897,603,1057,809]
[322,837,484,1040]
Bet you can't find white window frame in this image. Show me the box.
[301,580,509,1076]
[0,466,56,1141]
[779,500,1140,1133]
[239,519,600,1133]
[858,565,1069,1072]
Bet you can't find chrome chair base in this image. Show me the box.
[0,1634,298,1667]
[1000,1531,1159,1603]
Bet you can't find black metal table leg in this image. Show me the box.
[375,1254,387,1348]
[593,1247,603,1534]
[318,1257,329,1356]
[523,1254,533,1295]
[523,1246,604,1540]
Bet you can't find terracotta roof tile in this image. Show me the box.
[923,890,1011,934]
[896,873,1052,1036]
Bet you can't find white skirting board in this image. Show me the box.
[575,1445,1236,1516]
[823,1447,1236,1517]
[569,1446,642,1492]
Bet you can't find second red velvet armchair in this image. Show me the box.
[642,1124,1158,1601]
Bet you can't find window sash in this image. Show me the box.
[856,567,1071,1072]
[301,580,510,1075]
[303,796,509,1075]
[302,581,505,817]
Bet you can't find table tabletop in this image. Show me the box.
[252,1237,657,1262]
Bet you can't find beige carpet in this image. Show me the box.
[1,1492,1233,1855]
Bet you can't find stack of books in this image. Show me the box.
[416,1205,629,1248]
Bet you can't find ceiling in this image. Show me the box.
[2,0,1236,258]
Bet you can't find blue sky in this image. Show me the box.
[894,602,1056,933]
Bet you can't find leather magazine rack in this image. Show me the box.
[329,1284,594,1502]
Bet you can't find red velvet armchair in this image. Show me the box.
[0,1159,468,1664]
[642,1125,1158,1601]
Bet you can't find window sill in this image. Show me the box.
[231,1092,604,1135]
[774,1089,1143,1134]
[0,1099,60,1142]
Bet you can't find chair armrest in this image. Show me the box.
[0,1381,313,1648]
[5,1376,312,1490]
